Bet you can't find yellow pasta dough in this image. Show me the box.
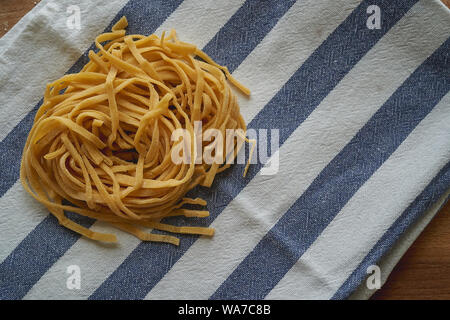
[20,17,252,245]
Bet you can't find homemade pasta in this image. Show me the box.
[20,17,252,245]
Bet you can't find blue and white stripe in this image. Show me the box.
[0,0,448,300]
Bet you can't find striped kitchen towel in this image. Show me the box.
[0,0,449,300]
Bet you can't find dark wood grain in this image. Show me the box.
[0,0,449,300]
[372,202,450,300]
[0,0,41,37]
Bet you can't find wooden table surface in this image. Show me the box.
[1,0,449,300]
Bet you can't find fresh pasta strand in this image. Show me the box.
[20,16,253,245]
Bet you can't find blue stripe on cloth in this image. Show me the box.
[210,37,450,300]
[90,0,417,300]
[201,0,296,73]
[332,161,450,300]
[0,0,184,300]
[0,212,93,299]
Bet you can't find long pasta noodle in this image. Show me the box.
[20,17,253,245]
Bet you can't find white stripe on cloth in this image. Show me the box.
[232,0,362,125]
[266,91,450,300]
[145,0,448,300]
[23,0,246,300]
[0,0,129,142]
[0,181,48,262]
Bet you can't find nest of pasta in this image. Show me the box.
[20,17,252,245]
